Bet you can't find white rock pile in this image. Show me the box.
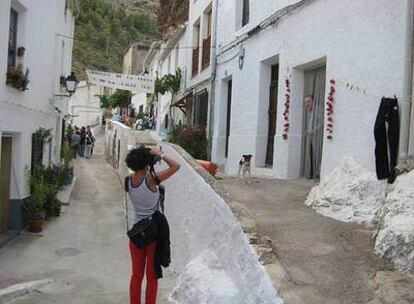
[306,157,414,272]
[375,170,414,271]
[305,157,387,225]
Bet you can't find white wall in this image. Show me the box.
[104,122,282,303]
[131,92,147,115]
[69,81,103,128]
[0,0,75,199]
[154,29,190,138]
[212,0,411,179]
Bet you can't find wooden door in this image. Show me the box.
[0,137,12,233]
[265,64,279,167]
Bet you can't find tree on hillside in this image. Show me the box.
[73,0,158,75]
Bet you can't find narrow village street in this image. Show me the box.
[2,0,414,303]
[0,134,173,303]
[219,177,414,304]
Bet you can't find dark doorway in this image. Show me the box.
[0,137,12,233]
[265,64,279,167]
[31,134,44,171]
[225,79,232,158]
[301,65,326,179]
[61,119,66,150]
[194,90,209,128]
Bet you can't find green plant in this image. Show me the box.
[170,126,208,160]
[32,127,52,142]
[169,122,186,144]
[60,141,73,167]
[97,94,113,109]
[73,0,157,73]
[154,69,182,96]
[25,166,63,219]
[109,89,133,108]
[24,169,47,220]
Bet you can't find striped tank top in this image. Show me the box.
[128,176,160,224]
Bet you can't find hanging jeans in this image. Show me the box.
[374,97,400,184]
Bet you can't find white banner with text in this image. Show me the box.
[86,70,154,93]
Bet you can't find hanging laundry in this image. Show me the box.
[373,97,400,184]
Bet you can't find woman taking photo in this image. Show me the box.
[125,146,180,304]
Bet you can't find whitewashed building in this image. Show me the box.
[0,0,77,237]
[68,81,103,128]
[122,42,150,75]
[155,25,189,137]
[141,0,217,142]
[186,0,216,140]
[211,0,414,178]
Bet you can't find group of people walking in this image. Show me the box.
[69,125,95,159]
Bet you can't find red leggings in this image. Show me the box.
[129,241,158,304]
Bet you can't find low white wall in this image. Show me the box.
[105,121,282,303]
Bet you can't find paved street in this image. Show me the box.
[0,135,173,303]
[219,177,414,304]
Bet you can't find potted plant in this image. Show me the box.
[42,166,61,218]
[60,141,74,185]
[24,179,47,233]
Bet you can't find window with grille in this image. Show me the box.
[8,9,18,67]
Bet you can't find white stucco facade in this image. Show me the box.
[157,26,190,138]
[68,81,103,128]
[211,0,413,179]
[0,0,76,202]
[142,0,217,142]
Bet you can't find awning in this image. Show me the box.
[171,91,193,114]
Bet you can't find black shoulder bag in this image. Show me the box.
[124,170,165,249]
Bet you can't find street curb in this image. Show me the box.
[0,279,53,303]
[57,176,77,206]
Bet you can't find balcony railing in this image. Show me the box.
[202,36,211,69]
[192,48,199,77]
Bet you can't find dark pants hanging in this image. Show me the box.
[374,97,400,184]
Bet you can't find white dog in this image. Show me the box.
[238,154,252,180]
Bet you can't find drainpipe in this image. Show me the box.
[408,0,414,158]
[402,0,414,163]
[207,0,219,160]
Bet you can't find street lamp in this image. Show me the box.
[65,72,78,94]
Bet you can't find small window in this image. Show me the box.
[242,0,249,27]
[8,9,18,67]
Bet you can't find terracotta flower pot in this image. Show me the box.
[29,218,44,233]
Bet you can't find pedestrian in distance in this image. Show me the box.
[79,126,86,157]
[125,146,180,304]
[70,127,81,158]
[85,126,95,158]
